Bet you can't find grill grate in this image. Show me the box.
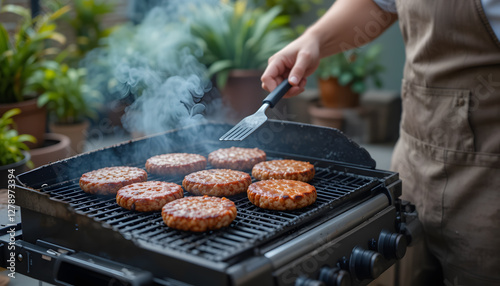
[37,148,378,263]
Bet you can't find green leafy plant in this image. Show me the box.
[0,108,36,167]
[317,44,385,94]
[28,61,99,124]
[0,3,69,103]
[43,0,116,66]
[190,0,294,88]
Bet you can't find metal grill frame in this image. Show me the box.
[15,121,401,285]
[28,151,379,263]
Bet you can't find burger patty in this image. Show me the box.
[252,159,315,182]
[247,179,317,210]
[183,169,252,196]
[79,166,148,195]
[145,153,206,176]
[116,181,183,212]
[208,147,266,170]
[161,196,237,232]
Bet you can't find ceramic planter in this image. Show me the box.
[50,120,90,155]
[221,70,266,123]
[0,151,30,189]
[308,101,344,130]
[0,98,47,149]
[318,77,360,108]
[29,133,71,168]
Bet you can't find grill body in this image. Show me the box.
[1,121,418,286]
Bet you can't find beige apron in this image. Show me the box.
[392,0,500,285]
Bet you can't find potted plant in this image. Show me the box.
[0,108,36,188]
[29,61,99,154]
[42,0,116,67]
[189,0,294,120]
[0,3,69,147]
[316,44,384,108]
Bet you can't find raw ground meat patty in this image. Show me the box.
[252,159,315,182]
[247,179,317,210]
[161,196,237,232]
[79,166,147,195]
[208,147,266,170]
[116,181,183,212]
[182,169,252,196]
[145,153,206,176]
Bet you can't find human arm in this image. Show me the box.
[261,0,397,97]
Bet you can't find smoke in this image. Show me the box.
[83,0,225,136]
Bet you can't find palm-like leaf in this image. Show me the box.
[189,1,293,88]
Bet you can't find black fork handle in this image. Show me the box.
[262,79,293,108]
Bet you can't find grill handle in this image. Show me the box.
[54,252,153,286]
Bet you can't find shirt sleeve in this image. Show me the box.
[372,0,397,13]
[482,0,500,40]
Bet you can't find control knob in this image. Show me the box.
[318,266,351,286]
[295,276,326,286]
[349,246,384,280]
[377,230,407,260]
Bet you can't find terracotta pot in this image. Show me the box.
[0,98,47,149]
[318,78,360,108]
[308,101,344,130]
[0,151,30,189]
[50,120,89,155]
[29,133,71,168]
[221,70,266,123]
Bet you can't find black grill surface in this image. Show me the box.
[35,143,378,263]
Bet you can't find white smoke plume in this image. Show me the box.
[83,0,225,135]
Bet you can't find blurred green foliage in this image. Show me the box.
[0,108,36,167]
[0,3,69,103]
[29,61,100,123]
[317,45,385,94]
[190,0,295,88]
[42,0,116,66]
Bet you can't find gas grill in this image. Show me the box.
[1,120,420,286]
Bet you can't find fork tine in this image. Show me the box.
[220,80,292,141]
[220,126,243,140]
[222,126,248,141]
[221,124,243,139]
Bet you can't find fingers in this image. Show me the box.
[288,51,314,87]
[283,78,307,98]
[261,58,287,92]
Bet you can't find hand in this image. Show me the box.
[261,34,321,98]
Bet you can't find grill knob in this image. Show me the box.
[349,246,384,280]
[377,230,407,260]
[318,266,351,286]
[295,276,326,286]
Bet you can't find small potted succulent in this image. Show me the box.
[315,44,384,108]
[0,108,36,188]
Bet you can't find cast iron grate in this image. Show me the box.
[37,147,378,263]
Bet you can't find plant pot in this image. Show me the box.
[0,151,30,189]
[0,98,47,149]
[29,133,71,168]
[50,120,90,155]
[308,101,344,130]
[221,70,266,123]
[318,78,360,108]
